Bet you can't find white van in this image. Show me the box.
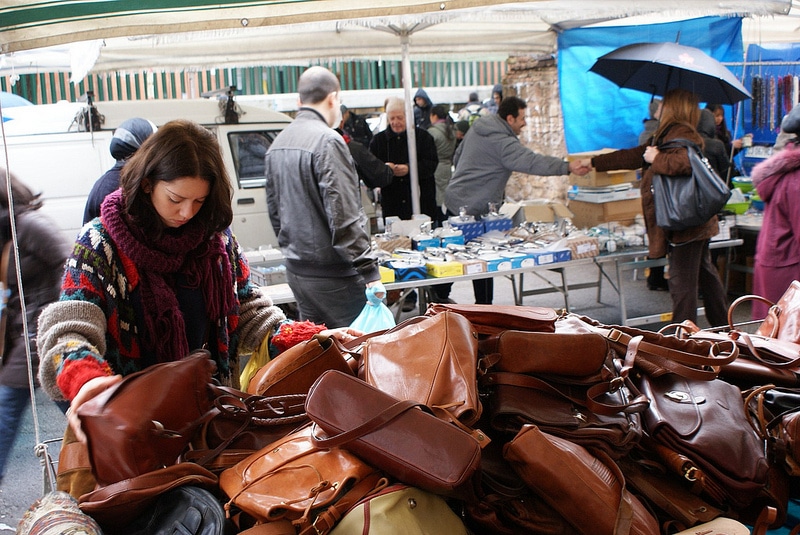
[0,93,292,250]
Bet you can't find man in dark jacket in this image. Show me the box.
[341,105,374,148]
[265,66,382,328]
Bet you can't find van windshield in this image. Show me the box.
[229,131,278,188]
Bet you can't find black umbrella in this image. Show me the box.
[590,42,750,104]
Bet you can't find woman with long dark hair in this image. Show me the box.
[581,89,728,326]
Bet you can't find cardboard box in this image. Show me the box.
[569,187,641,204]
[457,258,487,275]
[567,149,638,187]
[530,249,572,266]
[412,236,440,251]
[450,220,485,242]
[502,201,573,226]
[379,265,395,283]
[568,198,642,229]
[482,217,515,233]
[426,261,464,278]
[567,236,600,259]
[479,254,514,272]
[500,251,536,269]
[384,260,427,281]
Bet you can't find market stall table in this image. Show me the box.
[255,238,743,325]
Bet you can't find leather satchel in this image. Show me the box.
[246,334,355,396]
[426,302,557,336]
[219,423,385,535]
[479,330,646,459]
[360,310,482,427]
[637,373,770,510]
[305,369,482,501]
[76,350,217,486]
[503,425,660,535]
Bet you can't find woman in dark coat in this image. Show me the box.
[0,169,72,484]
[585,89,728,326]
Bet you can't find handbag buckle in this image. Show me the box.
[683,465,699,482]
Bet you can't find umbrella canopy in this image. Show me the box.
[589,41,751,104]
[0,91,33,107]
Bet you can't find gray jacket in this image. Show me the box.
[445,113,569,216]
[265,108,379,282]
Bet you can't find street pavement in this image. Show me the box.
[0,257,752,531]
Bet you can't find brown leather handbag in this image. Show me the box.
[503,425,660,535]
[637,373,770,511]
[306,369,482,501]
[76,350,217,487]
[246,334,355,396]
[426,303,557,335]
[219,423,385,535]
[360,310,482,427]
[479,330,646,459]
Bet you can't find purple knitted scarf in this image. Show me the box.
[100,190,235,362]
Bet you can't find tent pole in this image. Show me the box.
[400,30,421,216]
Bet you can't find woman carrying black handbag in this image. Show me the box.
[577,89,728,327]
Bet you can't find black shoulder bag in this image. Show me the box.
[651,138,731,232]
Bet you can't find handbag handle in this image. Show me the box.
[593,326,738,381]
[310,399,431,449]
[728,294,778,336]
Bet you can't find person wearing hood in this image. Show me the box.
[445,96,589,304]
[750,106,800,320]
[83,117,157,224]
[0,168,72,485]
[697,108,730,180]
[483,84,503,115]
[413,88,433,130]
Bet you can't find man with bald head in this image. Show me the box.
[265,66,382,328]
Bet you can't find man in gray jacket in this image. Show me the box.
[265,66,382,328]
[445,96,590,303]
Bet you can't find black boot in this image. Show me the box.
[647,265,669,291]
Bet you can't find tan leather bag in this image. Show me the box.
[361,310,481,426]
[503,425,660,535]
[246,334,355,396]
[219,424,384,535]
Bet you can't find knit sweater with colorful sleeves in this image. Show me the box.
[36,219,286,401]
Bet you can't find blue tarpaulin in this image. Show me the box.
[558,16,744,153]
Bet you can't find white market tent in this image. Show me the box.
[2,0,800,213]
[2,1,799,76]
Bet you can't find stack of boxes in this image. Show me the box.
[566,149,642,229]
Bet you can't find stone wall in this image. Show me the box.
[501,55,570,204]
